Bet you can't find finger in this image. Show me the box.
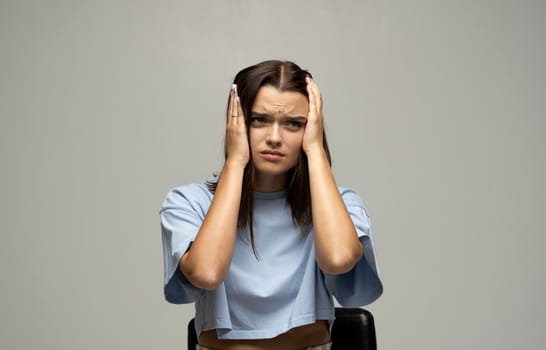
[232,85,238,117]
[236,93,244,120]
[231,93,239,128]
[306,77,317,116]
[229,85,239,127]
[307,78,322,112]
[227,87,235,124]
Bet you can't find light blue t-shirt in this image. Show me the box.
[161,181,382,340]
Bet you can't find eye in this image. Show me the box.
[250,116,267,127]
[284,120,305,131]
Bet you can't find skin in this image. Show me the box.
[303,77,364,276]
[180,79,364,349]
[249,85,309,192]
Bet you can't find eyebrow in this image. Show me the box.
[250,112,307,121]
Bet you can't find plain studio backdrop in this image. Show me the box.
[1,1,545,349]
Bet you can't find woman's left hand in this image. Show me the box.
[303,77,325,155]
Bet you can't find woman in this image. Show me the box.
[161,60,383,350]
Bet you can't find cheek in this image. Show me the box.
[248,129,258,147]
[292,131,305,146]
[249,129,263,154]
[286,132,304,153]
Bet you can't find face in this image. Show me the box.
[249,85,309,192]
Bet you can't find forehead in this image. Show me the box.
[252,85,309,115]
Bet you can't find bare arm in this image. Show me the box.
[304,77,363,275]
[179,85,248,289]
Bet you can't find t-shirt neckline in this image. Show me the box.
[254,190,286,199]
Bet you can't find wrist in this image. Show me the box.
[223,159,248,172]
[303,145,327,160]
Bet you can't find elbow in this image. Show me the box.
[179,257,226,290]
[320,257,356,275]
[319,247,363,275]
[184,269,225,290]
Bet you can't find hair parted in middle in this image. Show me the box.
[208,60,332,255]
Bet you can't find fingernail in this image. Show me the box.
[231,84,237,93]
[236,96,240,102]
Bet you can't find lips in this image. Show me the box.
[260,150,285,161]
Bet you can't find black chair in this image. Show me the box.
[330,308,377,350]
[187,307,377,350]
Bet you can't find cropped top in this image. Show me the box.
[160,181,382,340]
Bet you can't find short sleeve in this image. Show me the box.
[324,188,383,306]
[160,184,210,304]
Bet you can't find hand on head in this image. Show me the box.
[225,84,250,167]
[303,77,325,155]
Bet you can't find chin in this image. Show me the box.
[253,160,293,178]
[254,166,289,177]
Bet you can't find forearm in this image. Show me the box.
[180,161,245,289]
[307,149,363,275]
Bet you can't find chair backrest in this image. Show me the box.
[331,308,377,350]
[187,318,198,350]
[187,307,376,350]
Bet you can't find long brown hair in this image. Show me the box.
[208,60,332,255]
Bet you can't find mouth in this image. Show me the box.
[260,150,285,161]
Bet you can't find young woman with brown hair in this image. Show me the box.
[161,60,382,350]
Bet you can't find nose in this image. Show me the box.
[266,123,282,147]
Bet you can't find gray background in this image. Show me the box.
[1,0,545,349]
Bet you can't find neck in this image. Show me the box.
[254,173,287,192]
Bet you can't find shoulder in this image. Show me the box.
[161,180,215,210]
[338,186,370,216]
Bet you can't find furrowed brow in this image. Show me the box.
[250,112,271,118]
[250,112,306,121]
[283,116,307,122]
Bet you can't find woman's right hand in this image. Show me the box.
[225,84,250,167]
[180,84,247,289]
